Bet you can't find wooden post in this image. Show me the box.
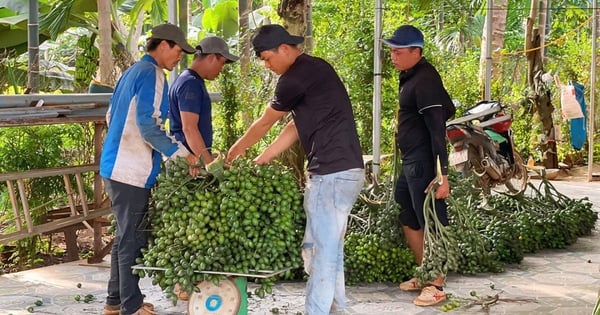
[63,174,78,216]
[16,179,33,233]
[6,180,23,231]
[63,225,80,262]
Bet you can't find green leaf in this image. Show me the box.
[71,0,97,14]
[0,12,27,26]
[0,28,26,48]
[201,0,238,38]
[0,0,30,14]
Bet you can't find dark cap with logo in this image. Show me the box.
[196,36,239,63]
[382,25,424,48]
[149,23,195,54]
[251,24,304,56]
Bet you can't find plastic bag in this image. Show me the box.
[554,75,584,119]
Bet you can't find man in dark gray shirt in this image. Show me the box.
[227,24,364,315]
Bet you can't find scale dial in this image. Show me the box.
[187,279,241,315]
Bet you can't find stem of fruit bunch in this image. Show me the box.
[348,213,369,233]
[161,168,216,201]
[419,187,455,282]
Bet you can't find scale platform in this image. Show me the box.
[132,264,293,315]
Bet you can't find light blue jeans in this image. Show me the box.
[303,168,364,315]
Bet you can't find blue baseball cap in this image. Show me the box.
[382,25,424,48]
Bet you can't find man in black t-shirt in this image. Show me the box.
[227,24,364,315]
[383,25,452,307]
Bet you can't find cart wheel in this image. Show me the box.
[188,278,241,315]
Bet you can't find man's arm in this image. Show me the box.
[181,111,213,165]
[422,106,450,199]
[254,120,299,164]
[136,70,189,158]
[227,105,287,163]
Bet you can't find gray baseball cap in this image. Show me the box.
[196,36,239,63]
[149,23,195,54]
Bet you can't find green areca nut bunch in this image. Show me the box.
[136,157,305,304]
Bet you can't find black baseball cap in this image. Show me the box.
[149,23,195,54]
[196,36,239,63]
[382,25,424,48]
[252,24,304,56]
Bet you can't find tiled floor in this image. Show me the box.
[1,180,599,315]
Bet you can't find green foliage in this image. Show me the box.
[210,55,283,156]
[0,50,26,93]
[39,0,98,41]
[312,0,398,154]
[429,48,481,113]
[202,0,238,38]
[0,124,94,270]
[214,64,241,150]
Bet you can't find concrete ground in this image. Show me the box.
[1,180,599,315]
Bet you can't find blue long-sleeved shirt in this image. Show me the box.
[100,54,188,188]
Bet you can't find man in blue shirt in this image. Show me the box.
[100,23,196,315]
[169,36,238,165]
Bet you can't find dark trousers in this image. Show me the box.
[103,178,150,315]
[394,160,448,230]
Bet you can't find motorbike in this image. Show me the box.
[445,100,528,195]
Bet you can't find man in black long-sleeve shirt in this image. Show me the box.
[383,25,454,307]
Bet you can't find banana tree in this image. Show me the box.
[0,0,53,54]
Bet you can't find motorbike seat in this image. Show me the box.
[466,101,502,117]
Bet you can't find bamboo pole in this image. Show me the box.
[588,1,598,181]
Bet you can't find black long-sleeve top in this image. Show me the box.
[396,57,454,175]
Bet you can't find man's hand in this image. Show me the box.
[424,156,450,199]
[254,151,275,165]
[186,153,200,177]
[434,176,450,199]
[226,145,246,164]
[424,175,450,199]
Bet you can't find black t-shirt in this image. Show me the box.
[271,54,364,175]
[396,57,453,175]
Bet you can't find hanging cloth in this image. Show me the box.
[570,81,587,150]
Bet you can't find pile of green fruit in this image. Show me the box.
[345,176,416,284]
[346,162,597,285]
[415,174,598,283]
[136,156,305,304]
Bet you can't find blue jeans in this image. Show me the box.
[303,168,364,315]
[103,178,150,315]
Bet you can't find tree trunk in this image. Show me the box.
[277,0,311,182]
[526,0,557,168]
[479,0,508,97]
[278,0,309,37]
[97,0,113,87]
[239,0,252,76]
